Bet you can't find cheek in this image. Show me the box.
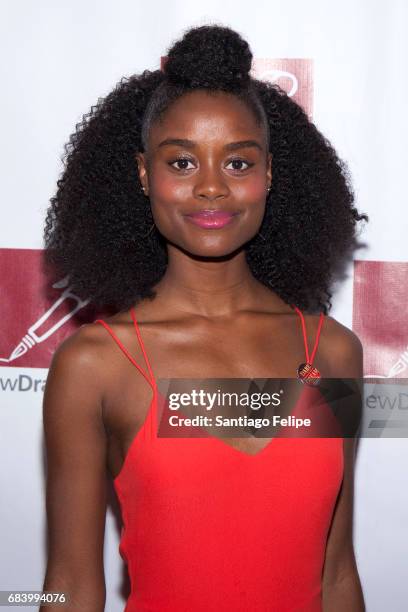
[150,169,190,204]
[234,176,267,204]
[147,169,190,231]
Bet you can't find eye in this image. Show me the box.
[225,158,254,172]
[169,157,196,171]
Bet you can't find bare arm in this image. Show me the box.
[40,325,108,611]
[322,320,365,611]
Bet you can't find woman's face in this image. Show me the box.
[136,89,272,258]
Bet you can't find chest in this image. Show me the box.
[103,317,329,476]
[136,318,322,378]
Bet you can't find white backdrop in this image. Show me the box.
[1,1,407,610]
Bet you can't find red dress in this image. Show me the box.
[95,308,344,611]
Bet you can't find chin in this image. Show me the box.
[176,237,250,260]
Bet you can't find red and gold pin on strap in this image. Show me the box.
[297,362,321,385]
[291,306,324,386]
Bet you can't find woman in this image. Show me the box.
[41,24,367,611]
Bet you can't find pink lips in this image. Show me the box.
[184,210,239,229]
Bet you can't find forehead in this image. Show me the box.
[149,90,264,144]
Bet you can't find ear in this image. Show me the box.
[266,152,272,190]
[135,152,149,196]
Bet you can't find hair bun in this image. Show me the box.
[164,24,253,90]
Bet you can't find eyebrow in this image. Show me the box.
[157,138,263,152]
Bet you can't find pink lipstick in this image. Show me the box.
[184,210,239,229]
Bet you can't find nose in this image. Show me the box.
[193,164,230,201]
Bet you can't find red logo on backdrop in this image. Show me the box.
[0,248,104,369]
[353,260,408,378]
[160,57,313,117]
[252,58,313,118]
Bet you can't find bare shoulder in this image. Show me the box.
[47,321,114,399]
[52,320,113,363]
[318,314,364,378]
[322,314,363,352]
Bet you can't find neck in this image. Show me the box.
[151,245,273,318]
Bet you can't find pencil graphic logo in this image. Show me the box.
[0,275,90,364]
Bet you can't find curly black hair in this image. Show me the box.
[43,23,368,315]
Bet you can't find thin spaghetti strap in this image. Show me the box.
[129,307,157,391]
[94,317,154,389]
[292,306,325,366]
[129,308,158,441]
[309,312,324,364]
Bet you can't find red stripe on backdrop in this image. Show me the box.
[353,260,408,378]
